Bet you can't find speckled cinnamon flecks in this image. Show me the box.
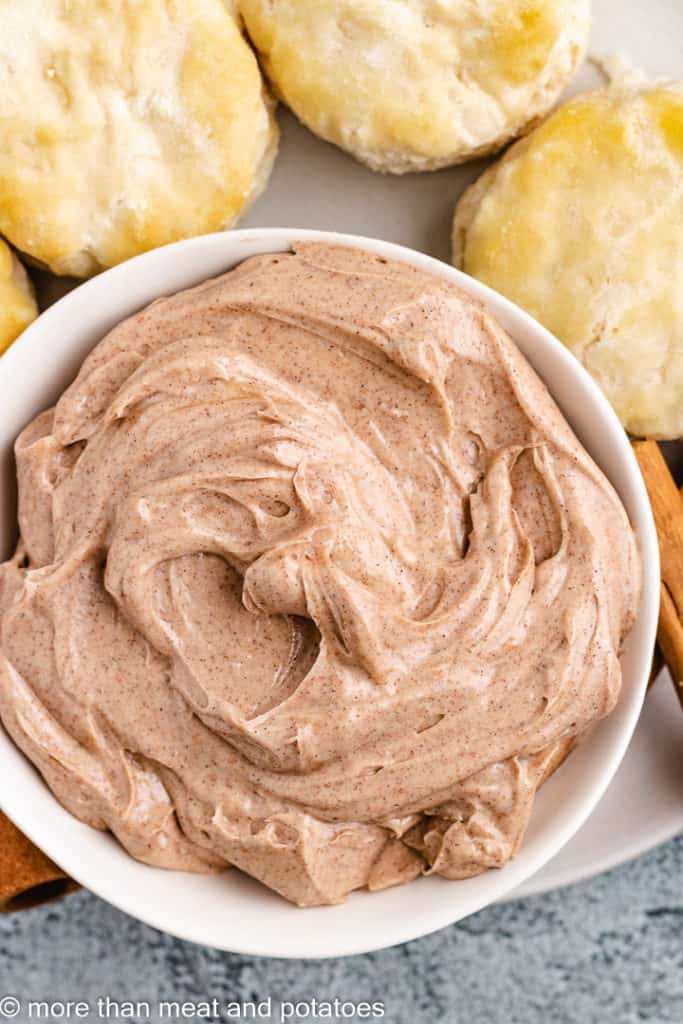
[0,243,641,906]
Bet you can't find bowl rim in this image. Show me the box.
[0,228,660,958]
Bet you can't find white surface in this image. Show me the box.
[0,229,659,957]
[513,669,683,900]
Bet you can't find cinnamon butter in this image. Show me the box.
[0,243,641,906]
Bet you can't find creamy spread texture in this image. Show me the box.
[0,243,640,906]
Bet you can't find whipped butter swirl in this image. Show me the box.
[0,244,640,905]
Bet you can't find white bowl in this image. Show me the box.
[0,229,659,958]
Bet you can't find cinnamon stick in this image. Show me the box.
[632,440,683,708]
[0,811,78,912]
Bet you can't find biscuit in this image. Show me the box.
[453,81,683,439]
[0,241,37,355]
[0,0,278,277]
[238,0,591,173]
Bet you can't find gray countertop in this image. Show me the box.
[2,836,682,1024]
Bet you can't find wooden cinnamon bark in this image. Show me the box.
[632,440,683,707]
[0,811,78,912]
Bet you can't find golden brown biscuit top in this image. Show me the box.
[0,0,277,277]
[457,81,683,439]
[239,0,590,170]
[0,241,37,354]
